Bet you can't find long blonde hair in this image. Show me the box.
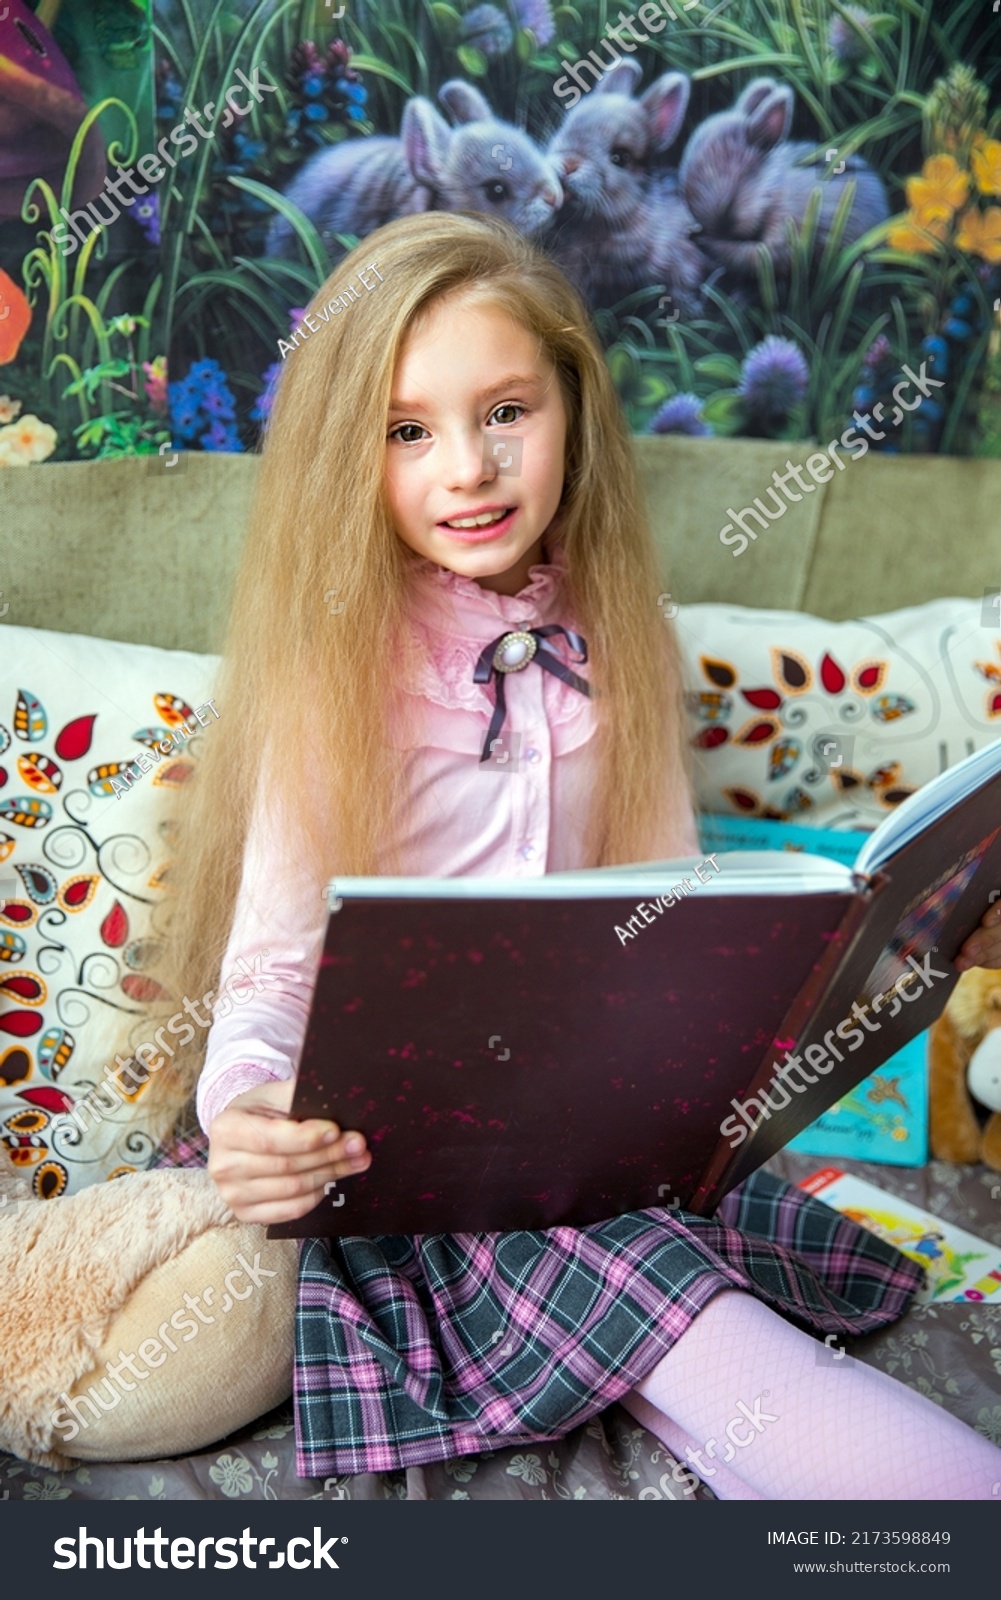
[140,211,693,1132]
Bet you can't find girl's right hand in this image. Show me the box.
[207,1078,371,1224]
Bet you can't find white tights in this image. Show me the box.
[619,1290,1001,1500]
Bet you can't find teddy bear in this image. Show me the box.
[928,966,1001,1172]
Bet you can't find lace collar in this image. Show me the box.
[405,541,571,641]
[400,541,591,727]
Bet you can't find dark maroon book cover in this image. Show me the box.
[268,885,860,1238]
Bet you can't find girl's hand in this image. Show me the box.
[955,897,1001,973]
[207,1078,371,1224]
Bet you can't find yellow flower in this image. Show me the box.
[906,154,970,215]
[971,138,1001,197]
[887,208,949,254]
[0,394,22,424]
[956,205,1001,262]
[0,413,57,464]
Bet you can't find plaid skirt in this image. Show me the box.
[152,1130,924,1479]
[293,1172,925,1478]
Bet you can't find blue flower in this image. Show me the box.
[168,383,201,442]
[169,362,242,450]
[186,358,223,393]
[738,336,810,425]
[649,393,711,437]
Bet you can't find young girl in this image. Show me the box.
[157,210,1001,1499]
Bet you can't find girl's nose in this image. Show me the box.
[445,432,493,487]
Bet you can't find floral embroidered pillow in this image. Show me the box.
[675,598,1001,829]
[0,625,218,1198]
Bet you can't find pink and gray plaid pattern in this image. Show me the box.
[152,1119,210,1171]
[293,1169,924,1477]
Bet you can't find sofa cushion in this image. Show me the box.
[0,625,218,1197]
[676,597,1000,830]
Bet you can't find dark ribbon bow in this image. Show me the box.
[473,623,591,763]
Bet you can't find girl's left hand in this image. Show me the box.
[955,897,1001,972]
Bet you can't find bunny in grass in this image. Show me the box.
[266,79,562,259]
[543,60,709,315]
[679,77,890,282]
[138,211,1001,1497]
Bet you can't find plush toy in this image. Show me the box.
[928,967,1001,1172]
[0,1163,298,1469]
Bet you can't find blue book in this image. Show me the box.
[698,813,929,1165]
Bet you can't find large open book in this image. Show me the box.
[269,738,1001,1239]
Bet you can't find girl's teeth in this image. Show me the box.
[444,509,508,529]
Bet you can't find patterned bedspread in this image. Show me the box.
[3,1154,999,1502]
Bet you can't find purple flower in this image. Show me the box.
[201,384,236,421]
[133,192,160,247]
[828,5,875,67]
[200,418,243,452]
[863,333,893,373]
[251,362,282,425]
[738,336,810,425]
[649,393,711,437]
[460,5,514,56]
[513,0,555,47]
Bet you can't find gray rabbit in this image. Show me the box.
[679,78,889,280]
[266,81,562,259]
[540,60,709,314]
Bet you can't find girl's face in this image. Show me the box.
[384,295,568,597]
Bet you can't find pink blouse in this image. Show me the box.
[195,545,699,1132]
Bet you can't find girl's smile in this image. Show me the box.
[384,293,568,596]
[436,504,519,542]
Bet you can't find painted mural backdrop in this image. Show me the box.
[0,0,999,466]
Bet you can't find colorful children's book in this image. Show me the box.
[799,1168,1001,1303]
[699,814,929,1165]
[268,738,1001,1239]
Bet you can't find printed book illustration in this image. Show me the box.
[700,814,929,1166]
[799,1168,1001,1303]
[269,738,1001,1239]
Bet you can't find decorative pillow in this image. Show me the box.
[0,625,218,1199]
[676,598,1001,830]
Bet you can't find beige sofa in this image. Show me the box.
[3,440,1000,651]
[2,441,1000,1502]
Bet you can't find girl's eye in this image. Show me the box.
[488,403,524,426]
[388,422,428,444]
